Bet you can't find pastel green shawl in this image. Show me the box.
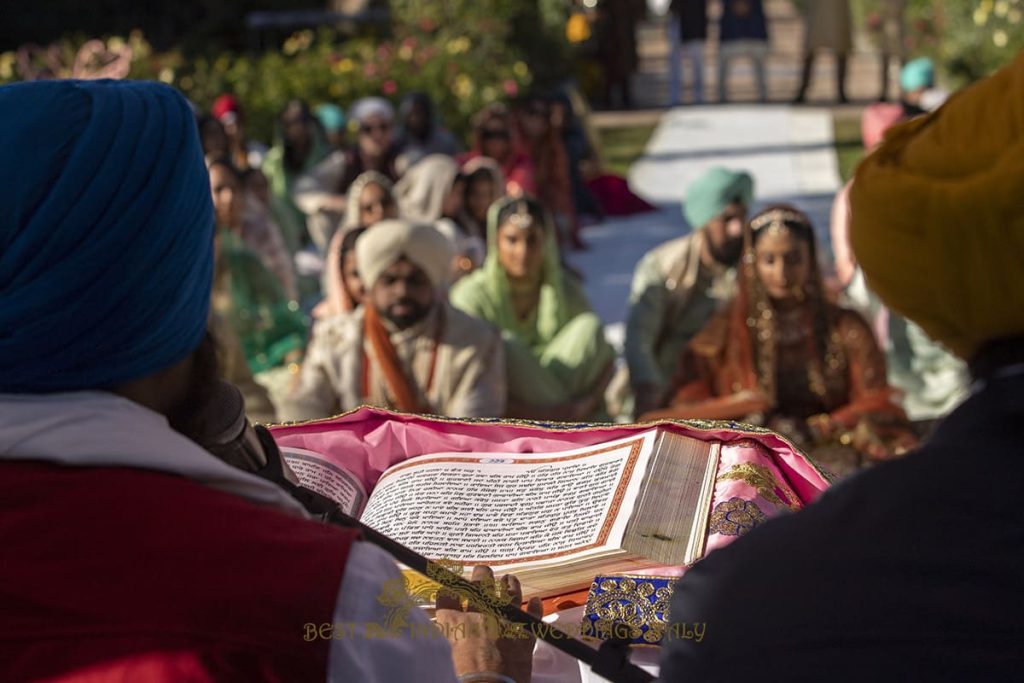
[449,197,590,352]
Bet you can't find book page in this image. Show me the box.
[359,432,658,566]
[281,446,368,516]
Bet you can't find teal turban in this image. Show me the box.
[683,167,755,229]
[315,103,346,133]
[901,57,935,93]
[0,80,215,392]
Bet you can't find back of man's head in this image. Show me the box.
[0,80,214,393]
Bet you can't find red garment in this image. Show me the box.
[460,150,537,197]
[586,174,656,216]
[0,462,356,683]
[861,102,905,150]
[211,94,240,121]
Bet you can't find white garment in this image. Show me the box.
[0,391,457,683]
[247,140,269,170]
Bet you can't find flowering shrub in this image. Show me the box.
[0,16,537,144]
[855,0,1023,86]
[936,0,1024,84]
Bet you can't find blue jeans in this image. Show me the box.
[667,16,706,105]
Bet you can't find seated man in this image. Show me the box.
[660,53,1024,680]
[283,220,506,420]
[0,80,532,683]
[624,166,753,417]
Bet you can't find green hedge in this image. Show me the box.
[855,0,1023,86]
[0,0,564,145]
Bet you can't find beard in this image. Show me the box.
[382,298,432,330]
[707,235,744,267]
[166,330,223,443]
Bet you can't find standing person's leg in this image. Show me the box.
[881,0,907,101]
[793,52,814,103]
[879,51,890,102]
[718,44,731,103]
[668,15,683,106]
[753,43,768,102]
[685,40,706,103]
[837,53,849,103]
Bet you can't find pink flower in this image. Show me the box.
[382,80,398,95]
[503,79,519,97]
[418,18,437,32]
[401,37,418,50]
[363,63,378,78]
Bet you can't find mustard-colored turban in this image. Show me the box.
[850,52,1024,361]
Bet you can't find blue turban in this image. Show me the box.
[901,57,935,93]
[0,80,214,393]
[683,167,755,229]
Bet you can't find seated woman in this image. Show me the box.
[514,94,580,249]
[209,159,297,301]
[642,205,916,476]
[450,197,616,420]
[459,157,506,241]
[315,171,398,320]
[460,104,537,198]
[395,154,486,281]
[212,227,308,414]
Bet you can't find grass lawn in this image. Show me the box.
[594,124,657,177]
[833,112,865,183]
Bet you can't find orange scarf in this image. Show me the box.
[362,305,441,414]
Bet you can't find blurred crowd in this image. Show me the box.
[201,53,964,480]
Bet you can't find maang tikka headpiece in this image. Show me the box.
[506,202,535,230]
[749,208,809,237]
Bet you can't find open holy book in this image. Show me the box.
[281,429,720,599]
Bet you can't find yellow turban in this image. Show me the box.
[850,52,1024,361]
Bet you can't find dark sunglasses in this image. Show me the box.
[482,129,510,141]
[360,122,391,135]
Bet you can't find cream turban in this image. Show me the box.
[350,97,394,124]
[850,52,1024,360]
[355,220,455,290]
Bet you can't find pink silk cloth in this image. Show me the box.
[270,407,831,610]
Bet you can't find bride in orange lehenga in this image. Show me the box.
[642,205,917,477]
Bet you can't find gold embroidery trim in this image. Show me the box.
[717,462,802,511]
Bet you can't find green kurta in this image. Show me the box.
[213,230,309,376]
[261,128,327,256]
[449,200,615,409]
